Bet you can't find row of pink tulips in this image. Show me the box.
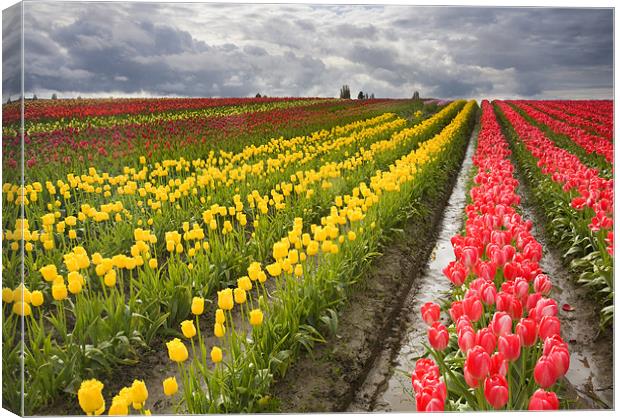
[412,100,567,411]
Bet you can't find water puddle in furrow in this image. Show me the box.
[348,129,477,412]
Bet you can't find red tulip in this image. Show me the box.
[543,334,568,355]
[538,315,561,340]
[528,389,560,410]
[490,352,508,376]
[476,327,497,355]
[546,345,570,378]
[498,333,521,361]
[484,374,509,409]
[455,316,473,333]
[427,322,449,351]
[458,328,476,353]
[526,292,543,311]
[480,282,497,306]
[449,301,464,322]
[464,345,491,381]
[461,246,479,270]
[490,311,512,336]
[533,274,552,295]
[534,298,558,320]
[513,277,530,300]
[462,295,483,322]
[515,317,537,347]
[443,261,467,286]
[463,364,480,388]
[421,302,441,326]
[534,355,558,388]
[415,387,445,411]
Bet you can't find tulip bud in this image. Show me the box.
[458,328,476,353]
[211,346,223,363]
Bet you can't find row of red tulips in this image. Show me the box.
[509,101,613,163]
[526,101,612,142]
[563,100,613,124]
[412,100,567,411]
[495,101,613,252]
[2,97,322,124]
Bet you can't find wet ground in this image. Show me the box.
[347,128,476,412]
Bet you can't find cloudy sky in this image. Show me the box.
[2,2,614,100]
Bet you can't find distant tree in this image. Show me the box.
[357,91,364,100]
[6,96,11,104]
[370,93,375,99]
[364,93,369,100]
[255,93,262,98]
[339,85,351,99]
[77,95,82,100]
[51,93,57,100]
[412,91,420,100]
[33,94,38,100]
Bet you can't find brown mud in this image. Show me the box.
[271,125,477,412]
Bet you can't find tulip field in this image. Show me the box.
[1,96,613,414]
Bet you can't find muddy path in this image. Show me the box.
[271,122,478,412]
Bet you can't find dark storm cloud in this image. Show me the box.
[3,3,22,100]
[15,3,614,100]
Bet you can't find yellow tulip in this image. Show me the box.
[217,288,234,311]
[77,379,105,415]
[233,287,246,304]
[214,323,226,338]
[12,301,32,316]
[52,283,68,301]
[211,346,223,363]
[166,338,188,363]
[30,290,44,307]
[191,296,204,315]
[249,309,264,326]
[2,287,14,303]
[180,320,196,339]
[215,308,225,324]
[130,380,148,409]
[162,377,178,396]
[108,396,128,416]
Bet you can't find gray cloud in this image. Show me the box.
[6,3,613,101]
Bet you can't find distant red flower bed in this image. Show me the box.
[2,97,327,124]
